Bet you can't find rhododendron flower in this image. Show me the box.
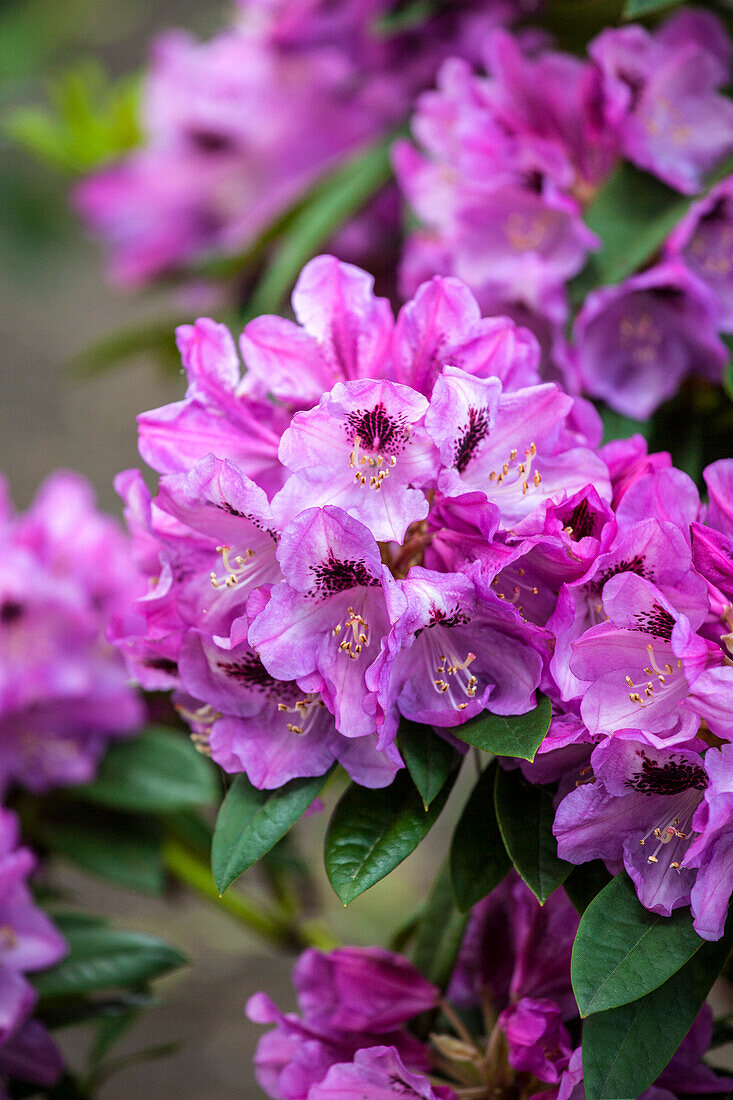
[590,9,733,194]
[685,742,733,941]
[499,997,572,1083]
[666,176,733,331]
[0,473,143,793]
[0,811,66,1095]
[571,263,727,419]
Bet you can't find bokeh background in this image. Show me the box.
[3,2,733,1095]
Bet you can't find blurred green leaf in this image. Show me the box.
[71,315,189,378]
[35,917,185,999]
[37,808,164,895]
[212,770,332,894]
[398,721,457,809]
[452,695,552,762]
[623,0,681,15]
[450,759,511,912]
[325,769,455,906]
[494,768,572,904]
[242,134,395,319]
[77,728,218,814]
[412,860,468,992]
[582,930,733,1099]
[572,874,704,1017]
[598,404,651,444]
[6,61,140,173]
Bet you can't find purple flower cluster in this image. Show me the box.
[118,253,733,938]
[0,473,144,794]
[0,810,67,1098]
[396,8,733,417]
[76,0,527,286]
[248,874,727,1098]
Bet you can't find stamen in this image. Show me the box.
[210,545,255,588]
[333,608,370,659]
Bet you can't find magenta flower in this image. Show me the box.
[499,997,572,1084]
[569,573,733,746]
[685,742,733,941]
[426,366,610,528]
[308,1047,448,1100]
[571,262,727,419]
[374,566,545,740]
[248,506,396,740]
[0,811,66,1094]
[0,474,143,793]
[666,176,733,331]
[590,9,733,194]
[274,378,437,543]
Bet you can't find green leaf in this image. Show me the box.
[452,695,552,762]
[212,770,331,894]
[572,874,705,1017]
[582,931,732,1100]
[398,721,457,808]
[243,134,395,319]
[583,162,689,287]
[78,728,219,814]
[34,918,185,999]
[70,317,190,378]
[37,808,164,895]
[494,768,572,904]
[598,404,652,445]
[623,0,681,16]
[412,860,468,992]
[723,337,733,403]
[450,760,511,912]
[325,769,455,906]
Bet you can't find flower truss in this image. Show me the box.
[396,7,733,416]
[0,472,143,793]
[248,874,729,1099]
[117,253,733,946]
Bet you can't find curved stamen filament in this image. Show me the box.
[333,608,370,660]
[210,545,255,588]
[626,645,683,707]
[431,640,478,711]
[488,441,542,497]
[277,695,325,735]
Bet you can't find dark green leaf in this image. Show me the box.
[243,135,395,319]
[452,695,552,762]
[412,860,468,992]
[599,404,651,445]
[34,918,185,999]
[78,728,218,813]
[212,770,331,894]
[723,337,733,403]
[564,861,613,915]
[37,808,164,895]
[572,873,704,1017]
[494,768,572,904]
[582,931,732,1100]
[583,162,689,287]
[398,721,457,808]
[450,760,511,912]
[623,0,681,16]
[325,769,455,906]
[88,1007,142,1071]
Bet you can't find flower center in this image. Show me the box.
[348,436,397,490]
[625,644,684,708]
[333,607,370,661]
[209,545,255,588]
[488,442,542,497]
[424,628,478,710]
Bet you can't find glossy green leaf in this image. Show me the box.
[34,917,185,999]
[325,769,455,906]
[243,135,395,319]
[78,728,218,813]
[452,695,552,762]
[564,861,613,915]
[450,760,511,912]
[494,768,572,904]
[37,809,164,895]
[583,162,689,287]
[212,770,331,893]
[398,721,457,808]
[412,860,468,993]
[582,932,732,1100]
[572,874,704,1017]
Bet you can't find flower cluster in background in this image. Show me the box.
[117,253,733,943]
[76,0,532,287]
[249,874,728,1098]
[0,472,143,793]
[396,8,733,417]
